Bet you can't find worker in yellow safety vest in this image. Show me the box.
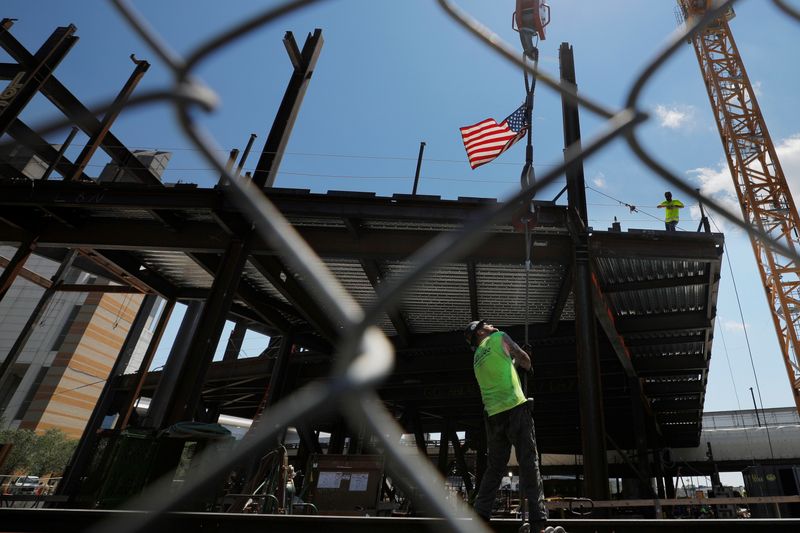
[658,191,684,231]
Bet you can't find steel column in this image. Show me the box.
[0,249,76,391]
[0,236,37,303]
[629,377,653,498]
[559,42,587,221]
[56,294,159,500]
[143,301,205,428]
[223,320,248,361]
[163,238,251,425]
[446,426,474,497]
[437,422,450,475]
[560,41,609,500]
[116,298,175,431]
[252,29,323,188]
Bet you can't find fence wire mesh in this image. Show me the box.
[3,0,800,532]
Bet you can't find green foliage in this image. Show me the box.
[0,426,77,476]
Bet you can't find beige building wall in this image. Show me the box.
[19,292,144,438]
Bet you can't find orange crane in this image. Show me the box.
[677,0,800,415]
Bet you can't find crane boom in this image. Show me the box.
[678,0,800,415]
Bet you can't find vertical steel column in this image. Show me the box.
[222,320,248,361]
[446,426,474,497]
[263,332,294,410]
[327,419,346,454]
[0,249,76,389]
[560,42,587,220]
[116,298,175,431]
[57,294,159,500]
[68,56,150,181]
[163,238,251,425]
[437,422,450,475]
[654,454,666,499]
[560,42,609,501]
[0,21,77,136]
[144,301,205,429]
[252,30,324,188]
[0,237,37,303]
[629,376,653,498]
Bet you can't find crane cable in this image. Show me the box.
[521,36,539,353]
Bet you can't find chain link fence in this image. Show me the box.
[4,0,800,531]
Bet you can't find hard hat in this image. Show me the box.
[464,319,485,347]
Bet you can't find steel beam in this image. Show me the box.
[0,23,77,136]
[68,57,149,181]
[186,252,294,332]
[0,236,37,302]
[359,257,411,345]
[251,30,323,188]
[223,320,247,361]
[249,255,338,341]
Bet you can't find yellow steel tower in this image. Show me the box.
[677,0,800,414]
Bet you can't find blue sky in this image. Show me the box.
[4,0,800,413]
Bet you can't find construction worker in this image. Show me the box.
[657,191,684,231]
[465,320,555,532]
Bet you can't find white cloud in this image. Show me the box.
[655,104,695,130]
[720,317,746,332]
[686,163,743,231]
[776,134,800,201]
[683,133,800,232]
[592,172,606,189]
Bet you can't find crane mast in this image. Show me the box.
[677,1,800,415]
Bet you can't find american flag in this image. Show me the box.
[460,104,528,169]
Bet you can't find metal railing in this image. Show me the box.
[3,1,800,532]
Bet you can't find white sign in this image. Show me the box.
[317,471,342,489]
[349,472,369,492]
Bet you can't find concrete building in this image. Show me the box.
[0,249,161,438]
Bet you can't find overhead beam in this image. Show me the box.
[187,252,294,333]
[248,255,339,341]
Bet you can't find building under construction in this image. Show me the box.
[1,5,800,533]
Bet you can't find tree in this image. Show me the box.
[0,426,77,476]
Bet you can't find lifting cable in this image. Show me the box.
[521,36,539,353]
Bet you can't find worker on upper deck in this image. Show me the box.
[657,191,684,231]
[465,320,555,532]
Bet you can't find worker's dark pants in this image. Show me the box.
[665,221,677,231]
[473,402,547,523]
